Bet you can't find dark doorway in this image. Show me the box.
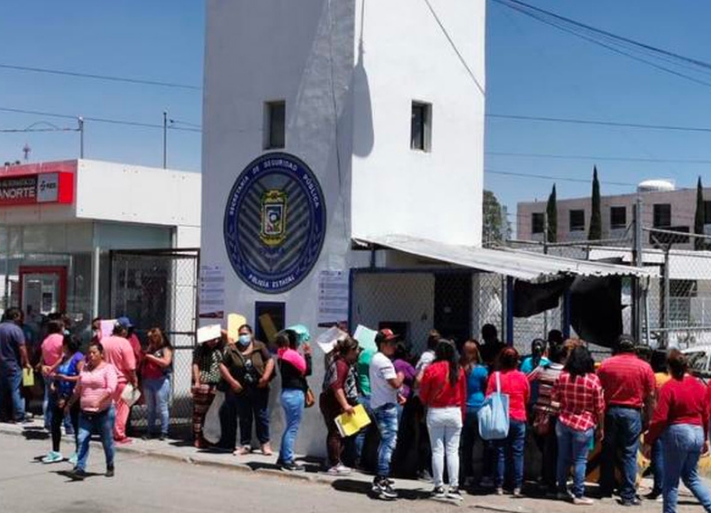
[434,273,472,348]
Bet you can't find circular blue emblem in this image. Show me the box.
[223,153,327,294]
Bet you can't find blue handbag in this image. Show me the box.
[478,372,510,441]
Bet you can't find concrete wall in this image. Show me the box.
[350,0,486,246]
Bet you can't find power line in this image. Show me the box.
[486,151,711,165]
[487,113,711,133]
[485,168,637,187]
[493,0,711,89]
[422,0,485,96]
[0,106,200,133]
[0,127,77,133]
[0,63,201,91]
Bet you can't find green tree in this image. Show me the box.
[483,190,509,245]
[588,166,602,241]
[695,176,706,250]
[546,184,558,243]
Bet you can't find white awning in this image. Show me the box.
[355,234,657,282]
[589,247,711,281]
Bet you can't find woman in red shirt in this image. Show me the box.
[486,347,530,497]
[644,350,711,513]
[420,339,467,501]
[552,346,604,505]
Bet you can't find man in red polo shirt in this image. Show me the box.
[597,335,655,506]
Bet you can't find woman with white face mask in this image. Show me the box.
[219,324,275,456]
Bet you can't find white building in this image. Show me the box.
[202,0,486,456]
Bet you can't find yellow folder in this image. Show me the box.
[334,404,372,438]
[22,368,35,387]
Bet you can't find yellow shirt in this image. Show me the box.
[655,372,671,389]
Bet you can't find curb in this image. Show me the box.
[0,423,328,486]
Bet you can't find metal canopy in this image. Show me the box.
[355,234,656,282]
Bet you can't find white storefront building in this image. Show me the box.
[202,0,486,456]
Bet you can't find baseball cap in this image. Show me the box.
[375,328,399,345]
[116,316,134,329]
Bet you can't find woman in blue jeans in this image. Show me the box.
[552,346,604,505]
[645,350,711,513]
[65,342,118,480]
[141,328,174,440]
[459,340,489,488]
[276,328,312,472]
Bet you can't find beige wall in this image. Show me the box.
[517,188,709,248]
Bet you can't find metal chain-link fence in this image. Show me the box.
[109,249,199,436]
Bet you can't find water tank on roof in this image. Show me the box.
[637,179,675,193]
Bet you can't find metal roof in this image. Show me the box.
[589,247,711,281]
[355,234,656,282]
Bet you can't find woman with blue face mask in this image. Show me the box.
[219,324,275,456]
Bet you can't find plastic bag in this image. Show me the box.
[203,390,225,445]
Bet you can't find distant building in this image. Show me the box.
[517,180,711,249]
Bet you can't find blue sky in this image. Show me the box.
[2,0,711,224]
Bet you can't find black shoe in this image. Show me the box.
[106,465,115,478]
[141,433,152,441]
[372,477,398,500]
[645,491,661,501]
[159,434,166,441]
[68,468,87,481]
[431,486,446,499]
[447,487,464,501]
[619,497,642,507]
[281,461,306,472]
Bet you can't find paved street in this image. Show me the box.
[0,432,707,513]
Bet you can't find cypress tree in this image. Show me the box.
[546,184,558,243]
[588,166,602,241]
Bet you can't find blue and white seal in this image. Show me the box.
[223,153,327,294]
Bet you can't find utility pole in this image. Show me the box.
[543,212,549,337]
[632,196,644,343]
[78,116,84,158]
[162,111,168,169]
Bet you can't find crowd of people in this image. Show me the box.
[3,306,711,512]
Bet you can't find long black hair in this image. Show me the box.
[564,346,595,381]
[434,339,460,388]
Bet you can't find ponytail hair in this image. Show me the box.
[434,339,460,388]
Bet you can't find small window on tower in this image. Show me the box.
[264,101,286,150]
[411,101,432,152]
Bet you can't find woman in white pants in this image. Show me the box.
[419,339,467,500]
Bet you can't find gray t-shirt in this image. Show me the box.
[0,321,25,370]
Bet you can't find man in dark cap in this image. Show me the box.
[597,335,656,506]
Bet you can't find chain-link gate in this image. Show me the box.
[109,248,199,436]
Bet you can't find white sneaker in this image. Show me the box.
[573,497,594,506]
[42,451,63,464]
[327,464,351,476]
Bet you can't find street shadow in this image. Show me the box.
[53,470,104,482]
[167,439,195,448]
[22,427,49,440]
[330,479,430,501]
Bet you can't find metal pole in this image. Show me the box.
[543,213,549,337]
[162,111,168,169]
[632,196,644,342]
[78,117,84,158]
[662,245,671,348]
[91,246,101,318]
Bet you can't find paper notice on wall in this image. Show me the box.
[199,265,226,319]
[318,270,349,326]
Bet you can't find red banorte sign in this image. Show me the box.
[0,161,75,206]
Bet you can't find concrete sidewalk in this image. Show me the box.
[0,418,704,513]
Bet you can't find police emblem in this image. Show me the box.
[260,190,287,246]
[223,153,326,294]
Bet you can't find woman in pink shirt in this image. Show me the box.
[65,342,118,480]
[486,347,530,497]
